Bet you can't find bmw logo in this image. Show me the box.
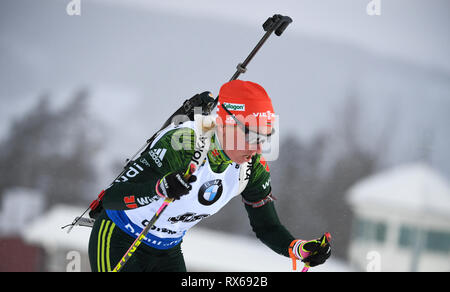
[198,179,223,206]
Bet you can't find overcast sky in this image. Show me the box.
[1,0,449,179]
[95,0,450,73]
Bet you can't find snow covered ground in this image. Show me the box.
[21,205,352,272]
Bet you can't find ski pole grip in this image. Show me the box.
[183,160,198,179]
[323,232,332,244]
[301,232,332,272]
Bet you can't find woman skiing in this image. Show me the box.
[88,80,331,272]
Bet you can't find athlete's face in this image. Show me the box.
[216,118,271,164]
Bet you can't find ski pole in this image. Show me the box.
[112,130,213,272]
[112,168,197,272]
[111,197,173,272]
[301,232,332,272]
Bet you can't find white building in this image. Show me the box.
[0,187,45,235]
[347,163,450,272]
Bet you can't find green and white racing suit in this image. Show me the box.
[90,120,294,271]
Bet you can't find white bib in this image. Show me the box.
[106,120,244,249]
[124,155,241,238]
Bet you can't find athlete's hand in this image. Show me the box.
[290,233,331,267]
[156,172,197,200]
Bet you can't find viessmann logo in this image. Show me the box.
[223,103,245,111]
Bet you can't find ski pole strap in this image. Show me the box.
[289,233,332,272]
[288,239,308,271]
[288,240,298,271]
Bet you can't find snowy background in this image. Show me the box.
[0,0,449,272]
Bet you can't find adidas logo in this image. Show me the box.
[149,148,167,167]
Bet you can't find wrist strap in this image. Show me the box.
[242,192,275,208]
[289,239,309,271]
[288,240,299,270]
[155,174,170,198]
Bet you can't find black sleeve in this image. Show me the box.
[244,200,295,257]
[241,155,295,257]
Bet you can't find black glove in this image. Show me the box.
[156,172,197,200]
[301,234,332,267]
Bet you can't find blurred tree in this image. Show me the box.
[270,133,329,239]
[317,149,377,259]
[0,89,102,207]
[315,93,394,259]
[270,93,395,260]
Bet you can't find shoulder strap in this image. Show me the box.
[190,115,215,173]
